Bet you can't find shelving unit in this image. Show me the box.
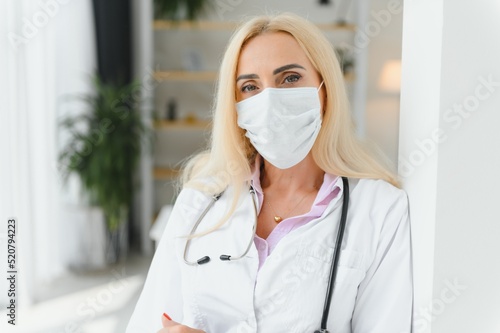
[153,71,218,82]
[154,119,211,129]
[153,167,180,180]
[153,19,356,32]
[152,19,356,216]
[153,20,238,31]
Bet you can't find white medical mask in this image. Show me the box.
[236,82,323,169]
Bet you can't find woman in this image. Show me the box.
[127,13,413,333]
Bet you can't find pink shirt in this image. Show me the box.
[251,163,340,270]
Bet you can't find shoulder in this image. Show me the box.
[352,178,407,200]
[176,174,229,204]
[164,186,215,235]
[342,179,411,259]
[174,185,217,213]
[349,178,409,220]
[176,185,213,206]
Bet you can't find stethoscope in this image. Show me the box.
[183,177,350,333]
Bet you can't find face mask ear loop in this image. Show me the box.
[317,81,325,92]
[317,81,326,117]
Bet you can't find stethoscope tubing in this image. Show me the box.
[316,176,349,333]
[183,187,258,266]
[220,187,258,261]
[183,193,222,266]
[181,177,350,333]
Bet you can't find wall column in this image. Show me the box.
[400,1,500,332]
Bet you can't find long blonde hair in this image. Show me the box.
[180,13,398,230]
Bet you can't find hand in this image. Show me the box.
[157,313,206,333]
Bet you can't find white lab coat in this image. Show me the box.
[126,177,413,333]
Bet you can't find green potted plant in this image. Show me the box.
[59,76,149,266]
[154,0,211,20]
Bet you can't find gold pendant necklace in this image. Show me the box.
[266,191,311,223]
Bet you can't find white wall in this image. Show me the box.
[434,1,500,331]
[400,1,500,332]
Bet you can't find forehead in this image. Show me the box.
[237,32,313,74]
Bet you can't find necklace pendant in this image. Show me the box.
[274,216,282,223]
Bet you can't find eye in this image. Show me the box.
[283,73,301,84]
[241,84,258,93]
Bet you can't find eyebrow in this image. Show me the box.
[236,73,259,82]
[236,63,306,82]
[273,63,306,75]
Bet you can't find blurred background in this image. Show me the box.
[5,1,498,333]
[1,0,402,332]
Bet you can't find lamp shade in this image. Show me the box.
[378,60,402,93]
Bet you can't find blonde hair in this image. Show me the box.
[180,13,399,231]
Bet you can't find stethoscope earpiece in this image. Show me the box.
[196,255,232,263]
[197,256,211,265]
[183,187,258,267]
[185,179,349,333]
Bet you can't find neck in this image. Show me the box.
[260,153,324,193]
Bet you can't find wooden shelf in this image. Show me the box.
[316,22,356,31]
[154,71,218,82]
[343,71,355,83]
[154,119,211,129]
[154,20,355,32]
[154,20,238,31]
[154,167,181,180]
